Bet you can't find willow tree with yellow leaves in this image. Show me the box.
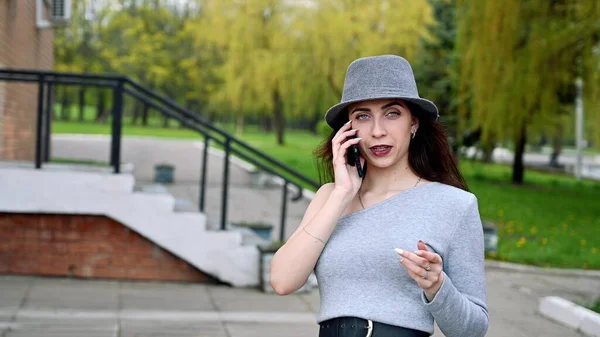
[291,0,435,134]
[456,0,600,184]
[191,0,301,144]
[194,0,434,144]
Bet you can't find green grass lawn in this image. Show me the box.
[52,120,600,270]
[591,299,600,314]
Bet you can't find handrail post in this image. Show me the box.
[35,75,45,169]
[110,80,124,174]
[220,138,231,230]
[43,82,53,163]
[280,181,289,242]
[199,136,210,212]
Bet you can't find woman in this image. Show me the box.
[270,55,488,337]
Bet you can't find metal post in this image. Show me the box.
[199,136,210,212]
[111,80,124,174]
[35,75,45,169]
[575,77,584,180]
[43,83,53,162]
[220,138,231,230]
[279,181,289,242]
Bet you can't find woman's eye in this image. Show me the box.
[356,114,369,120]
[387,110,400,117]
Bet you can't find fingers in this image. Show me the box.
[395,248,432,269]
[406,268,434,288]
[398,251,440,275]
[333,137,362,167]
[332,134,358,161]
[332,120,354,146]
[415,250,443,264]
[395,247,443,290]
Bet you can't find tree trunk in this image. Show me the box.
[96,90,105,122]
[235,113,244,136]
[512,123,527,185]
[131,100,141,125]
[272,88,285,145]
[549,124,564,167]
[481,141,495,163]
[60,87,70,121]
[162,115,169,128]
[311,111,320,135]
[142,104,150,126]
[262,116,273,132]
[78,88,85,122]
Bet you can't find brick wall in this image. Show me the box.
[0,213,217,283]
[0,0,55,161]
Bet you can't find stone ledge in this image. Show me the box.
[485,260,600,279]
[539,296,600,337]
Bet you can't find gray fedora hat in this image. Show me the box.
[325,55,439,129]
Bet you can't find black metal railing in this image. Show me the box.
[0,68,320,241]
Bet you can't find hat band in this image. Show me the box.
[342,86,418,103]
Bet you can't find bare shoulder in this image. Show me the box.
[286,183,337,239]
[314,182,336,199]
[306,183,337,208]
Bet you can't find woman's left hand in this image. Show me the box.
[396,240,444,302]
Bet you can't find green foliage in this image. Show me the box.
[456,0,600,147]
[55,0,434,143]
[233,221,273,229]
[316,120,332,139]
[53,0,600,182]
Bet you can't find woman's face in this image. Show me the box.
[346,98,418,169]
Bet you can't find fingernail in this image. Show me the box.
[398,257,404,263]
[394,248,403,255]
[345,120,351,125]
[355,137,362,141]
[414,250,423,256]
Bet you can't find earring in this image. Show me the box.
[411,129,417,139]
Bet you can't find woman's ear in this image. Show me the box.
[411,115,420,130]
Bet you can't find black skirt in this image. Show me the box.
[318,317,429,337]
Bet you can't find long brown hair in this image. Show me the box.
[313,101,469,191]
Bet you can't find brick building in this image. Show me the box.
[0,0,55,161]
[0,1,218,283]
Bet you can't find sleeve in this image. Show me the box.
[421,194,489,337]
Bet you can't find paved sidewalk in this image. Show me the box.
[1,270,599,337]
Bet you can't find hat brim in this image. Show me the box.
[325,96,439,129]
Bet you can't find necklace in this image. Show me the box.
[358,177,422,210]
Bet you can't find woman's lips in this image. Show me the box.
[370,145,392,157]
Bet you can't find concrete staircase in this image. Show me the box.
[0,165,259,287]
[0,134,317,288]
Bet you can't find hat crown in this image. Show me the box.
[341,55,420,102]
[324,54,438,129]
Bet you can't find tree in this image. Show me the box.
[456,0,600,184]
[413,0,461,156]
[291,0,435,134]
[193,0,302,144]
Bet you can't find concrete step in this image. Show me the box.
[0,167,135,194]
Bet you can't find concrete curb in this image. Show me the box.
[539,297,600,337]
[485,260,600,279]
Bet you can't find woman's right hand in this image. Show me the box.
[331,120,364,198]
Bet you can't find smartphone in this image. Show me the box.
[346,137,366,178]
